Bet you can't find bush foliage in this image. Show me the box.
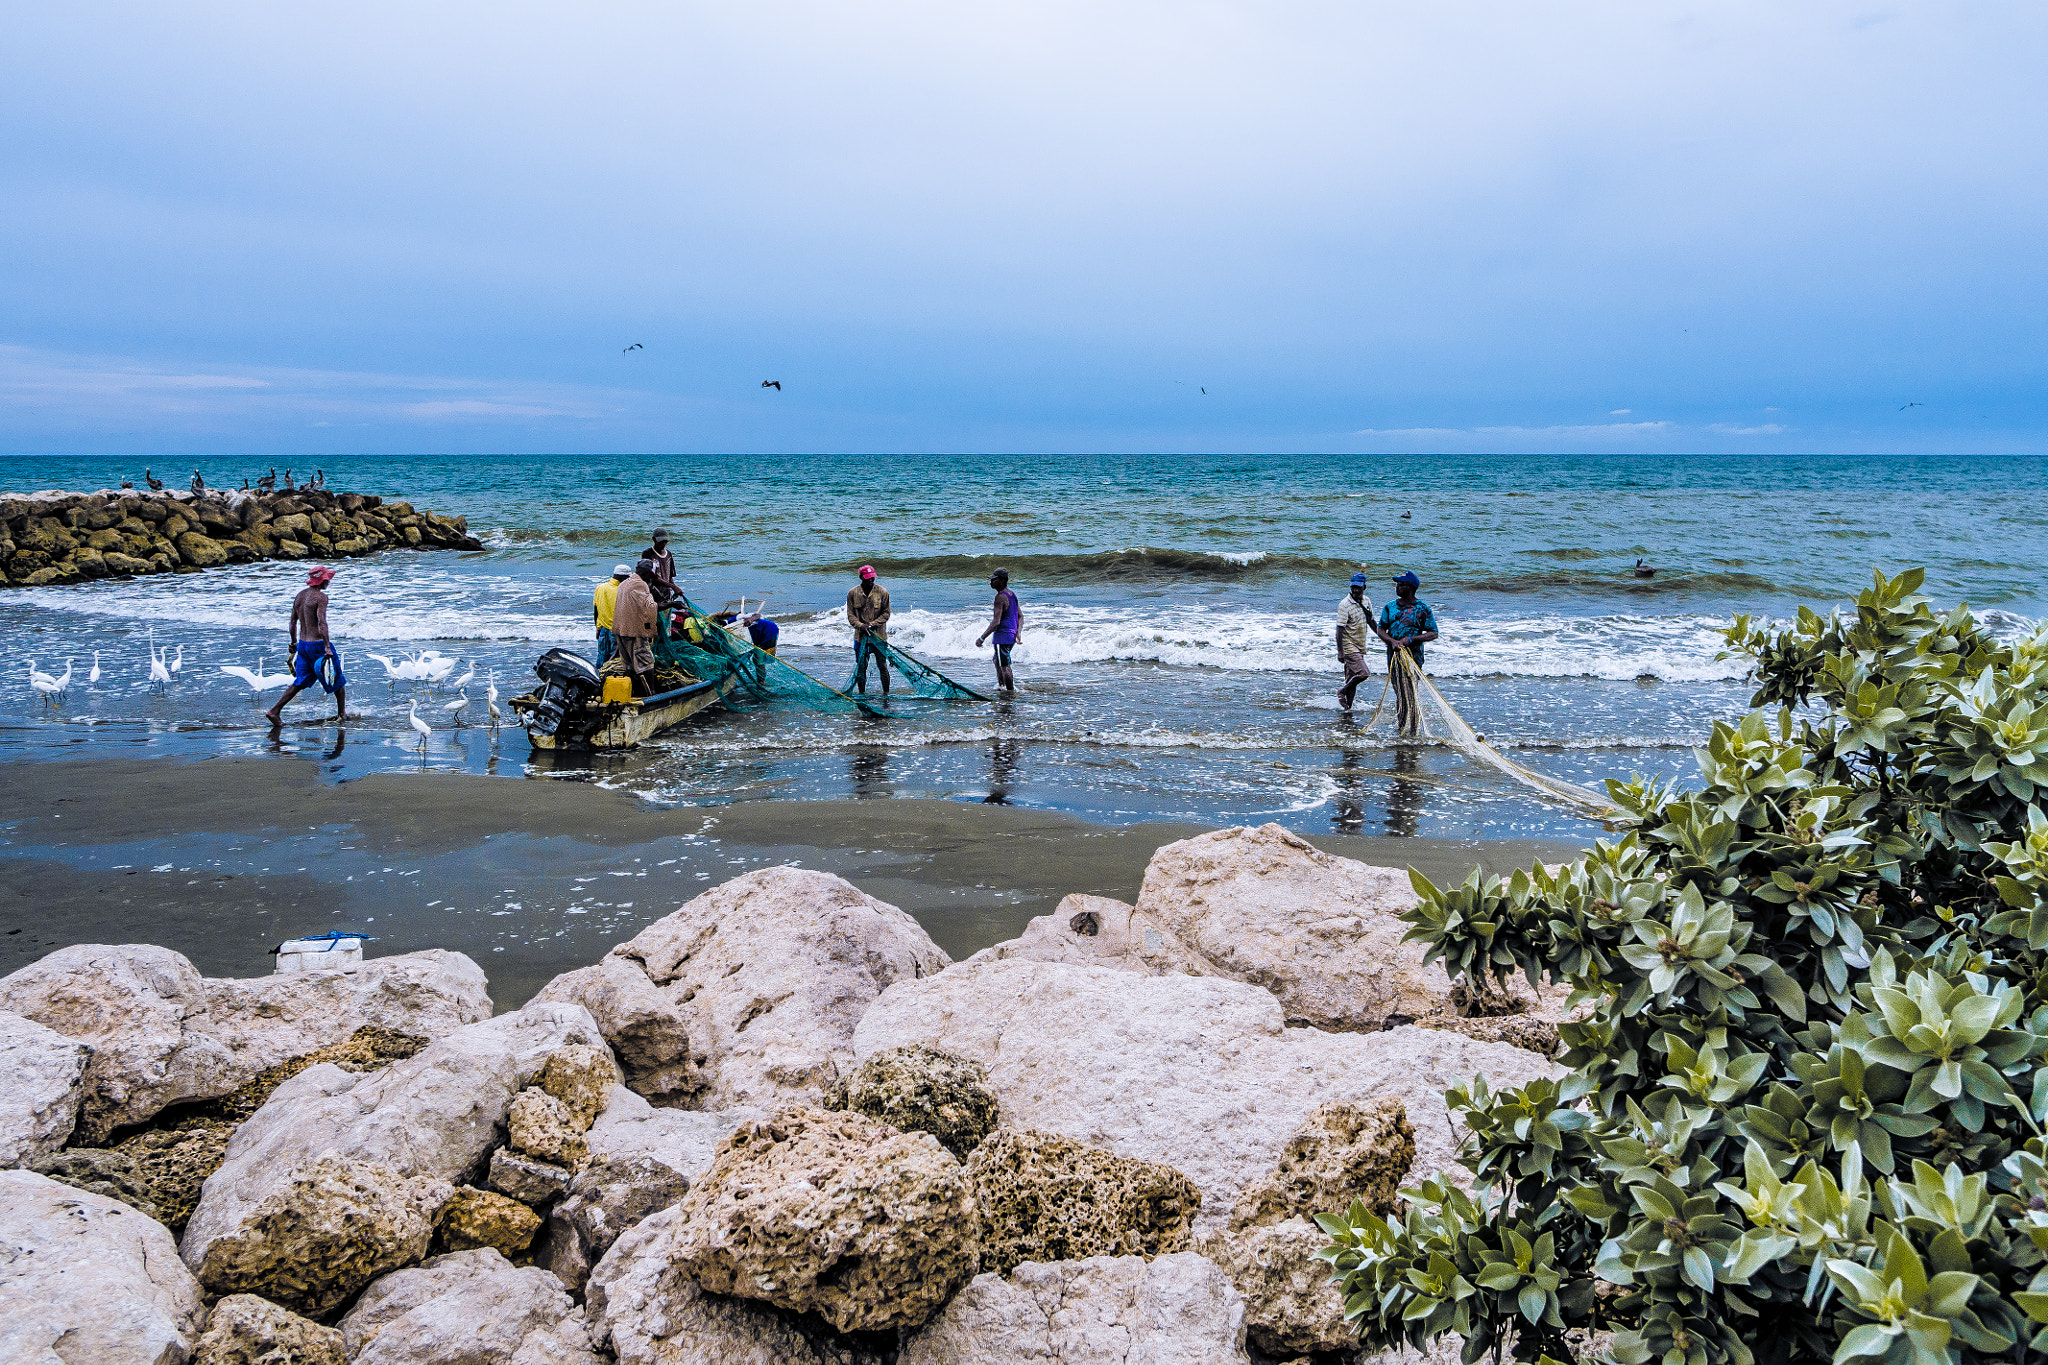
[1320,570,2048,1365]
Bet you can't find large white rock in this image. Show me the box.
[537,867,949,1112]
[583,1084,762,1182]
[0,944,492,1144]
[0,944,239,1143]
[340,1248,601,1365]
[0,1009,90,1166]
[854,959,1562,1234]
[0,1169,207,1365]
[586,1206,855,1365]
[898,1253,1249,1365]
[201,948,491,1076]
[181,1001,608,1277]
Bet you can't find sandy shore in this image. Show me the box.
[0,756,1581,1006]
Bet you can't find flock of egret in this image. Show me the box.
[22,638,503,749]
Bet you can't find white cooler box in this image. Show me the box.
[274,934,366,972]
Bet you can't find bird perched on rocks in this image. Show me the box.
[257,469,276,493]
[282,470,296,491]
[190,472,205,494]
[144,469,164,490]
[313,469,326,490]
[119,477,133,490]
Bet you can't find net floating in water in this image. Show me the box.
[653,596,889,716]
[844,638,991,702]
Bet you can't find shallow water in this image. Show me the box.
[3,452,2042,841]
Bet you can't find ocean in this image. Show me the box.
[4,452,2043,843]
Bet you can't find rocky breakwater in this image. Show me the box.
[0,829,1573,1364]
[0,487,483,587]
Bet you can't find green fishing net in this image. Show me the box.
[842,638,991,702]
[653,596,885,716]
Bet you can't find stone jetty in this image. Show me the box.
[0,487,483,587]
[0,824,1568,1363]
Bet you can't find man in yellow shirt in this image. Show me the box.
[593,564,630,663]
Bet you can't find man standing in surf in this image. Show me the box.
[975,567,1021,693]
[1381,570,1438,737]
[847,564,892,696]
[1335,571,1374,711]
[263,565,347,726]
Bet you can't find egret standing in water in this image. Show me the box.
[443,692,470,727]
[485,671,501,727]
[88,651,101,685]
[407,700,431,750]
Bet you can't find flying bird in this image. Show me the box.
[623,343,643,354]
[1201,387,1207,395]
[219,658,294,692]
[761,380,781,390]
[1900,402,1925,410]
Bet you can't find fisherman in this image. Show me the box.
[747,614,779,655]
[641,529,679,605]
[613,560,661,697]
[592,564,630,664]
[973,568,1021,692]
[847,564,891,696]
[1335,571,1374,712]
[263,565,347,725]
[1380,570,1439,737]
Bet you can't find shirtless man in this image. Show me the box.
[264,566,348,724]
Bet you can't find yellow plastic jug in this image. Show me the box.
[601,676,635,704]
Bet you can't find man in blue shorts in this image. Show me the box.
[264,565,347,724]
[974,568,1021,692]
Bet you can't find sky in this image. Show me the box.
[2,2,2044,456]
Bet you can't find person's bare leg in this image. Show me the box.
[333,685,346,723]
[264,682,307,725]
[879,654,891,696]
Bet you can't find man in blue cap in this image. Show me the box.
[1381,570,1439,736]
[1335,571,1376,711]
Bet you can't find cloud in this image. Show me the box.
[1609,408,1631,415]
[1706,423,1789,435]
[399,399,579,420]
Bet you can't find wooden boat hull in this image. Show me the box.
[511,669,741,751]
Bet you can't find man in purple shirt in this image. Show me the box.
[974,568,1021,693]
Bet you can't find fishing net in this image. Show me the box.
[651,596,886,716]
[1353,649,1622,823]
[842,639,991,702]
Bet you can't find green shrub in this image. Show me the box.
[1319,570,2048,1365]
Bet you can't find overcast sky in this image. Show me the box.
[3,2,2042,455]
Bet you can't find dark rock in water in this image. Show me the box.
[822,1042,998,1160]
[964,1127,1200,1276]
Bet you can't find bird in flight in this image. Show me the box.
[1900,402,1924,410]
[623,343,643,354]
[1201,387,1207,395]
[761,380,782,390]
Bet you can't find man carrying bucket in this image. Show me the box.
[264,565,347,726]
[847,564,892,696]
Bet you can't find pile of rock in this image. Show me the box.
[0,487,483,587]
[0,823,1572,1364]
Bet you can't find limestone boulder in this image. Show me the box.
[0,1008,89,1165]
[543,1155,691,1296]
[1198,1218,1353,1357]
[582,1083,760,1182]
[823,1042,998,1159]
[438,1186,543,1255]
[958,892,1204,975]
[536,867,948,1111]
[1134,823,1454,1031]
[587,1207,854,1365]
[0,1169,207,1365]
[34,1122,234,1232]
[509,1088,591,1168]
[0,944,240,1142]
[853,959,1562,1235]
[967,1129,1201,1276]
[201,949,491,1077]
[491,1148,575,1206]
[1227,1096,1414,1230]
[340,1248,599,1365]
[181,1002,607,1286]
[672,1104,979,1333]
[897,1253,1250,1365]
[536,1044,619,1127]
[175,531,229,567]
[185,1153,452,1316]
[193,1294,345,1365]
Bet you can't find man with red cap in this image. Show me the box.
[264,565,347,725]
[846,564,891,696]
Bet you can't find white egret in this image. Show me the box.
[147,641,172,691]
[485,670,501,726]
[31,659,71,702]
[168,645,184,674]
[365,653,406,687]
[451,659,475,690]
[219,658,294,693]
[88,651,101,685]
[407,700,432,750]
[443,692,470,726]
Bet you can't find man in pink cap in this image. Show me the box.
[846,564,892,696]
[264,565,347,725]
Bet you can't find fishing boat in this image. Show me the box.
[509,647,745,751]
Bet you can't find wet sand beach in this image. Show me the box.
[0,756,1580,1007]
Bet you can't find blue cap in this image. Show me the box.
[1349,572,1368,587]
[1394,570,1420,587]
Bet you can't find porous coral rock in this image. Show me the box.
[897,1252,1250,1365]
[536,1044,620,1128]
[672,1104,979,1333]
[509,1087,591,1168]
[966,1128,1201,1276]
[187,1153,452,1316]
[438,1186,543,1255]
[536,866,948,1111]
[0,1169,207,1365]
[1227,1097,1413,1230]
[823,1042,998,1159]
[193,1293,345,1365]
[0,1008,89,1165]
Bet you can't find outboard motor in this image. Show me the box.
[531,648,603,737]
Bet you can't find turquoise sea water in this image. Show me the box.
[3,452,2044,841]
